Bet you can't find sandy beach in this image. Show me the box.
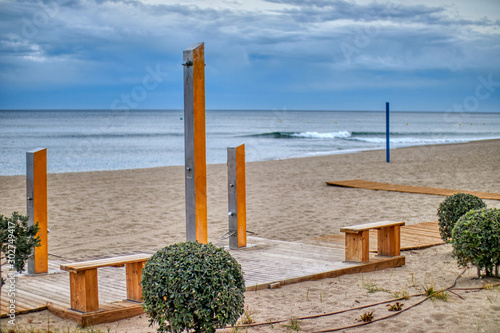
[1,139,500,332]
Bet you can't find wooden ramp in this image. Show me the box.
[314,221,444,252]
[326,179,500,200]
[1,237,404,326]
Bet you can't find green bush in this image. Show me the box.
[141,241,245,333]
[452,208,500,277]
[437,193,486,242]
[0,212,40,287]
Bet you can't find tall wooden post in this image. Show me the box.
[183,42,207,244]
[27,148,48,274]
[227,144,247,248]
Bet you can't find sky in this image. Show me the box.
[1,0,499,111]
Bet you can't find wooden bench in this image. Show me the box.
[340,221,405,263]
[60,253,151,313]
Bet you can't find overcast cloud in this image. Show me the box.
[0,0,499,111]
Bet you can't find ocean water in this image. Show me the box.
[1,110,499,175]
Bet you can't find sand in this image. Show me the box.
[1,139,500,332]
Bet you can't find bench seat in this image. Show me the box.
[60,253,151,272]
[60,254,151,313]
[340,221,404,263]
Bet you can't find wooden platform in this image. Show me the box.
[314,221,444,252]
[231,237,404,290]
[0,237,404,325]
[326,179,500,200]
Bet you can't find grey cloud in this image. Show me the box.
[256,1,499,72]
[1,0,498,96]
[265,0,498,29]
[265,0,443,22]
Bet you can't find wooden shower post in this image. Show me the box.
[26,148,48,274]
[183,42,207,244]
[227,144,247,248]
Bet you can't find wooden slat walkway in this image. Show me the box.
[326,179,500,200]
[0,237,404,321]
[314,221,444,252]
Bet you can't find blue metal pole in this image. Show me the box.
[386,102,390,163]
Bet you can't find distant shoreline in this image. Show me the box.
[1,110,499,176]
[1,108,500,113]
[2,137,500,177]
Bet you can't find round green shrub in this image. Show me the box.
[452,208,500,277]
[437,193,486,242]
[141,241,245,333]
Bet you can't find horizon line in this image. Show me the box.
[1,108,499,114]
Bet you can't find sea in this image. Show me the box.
[1,110,499,176]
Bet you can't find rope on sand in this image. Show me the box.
[226,268,500,332]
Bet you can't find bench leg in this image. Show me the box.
[344,230,369,263]
[69,269,99,312]
[377,225,401,256]
[126,261,145,302]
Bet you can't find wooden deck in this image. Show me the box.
[314,221,444,252]
[326,179,500,200]
[1,237,404,325]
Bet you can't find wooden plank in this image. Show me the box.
[377,225,400,256]
[20,277,70,296]
[344,230,369,263]
[47,301,144,328]
[82,304,144,328]
[69,269,99,312]
[16,289,67,308]
[0,304,47,317]
[326,179,500,200]
[1,299,31,312]
[1,290,50,317]
[245,256,405,291]
[7,290,48,307]
[125,261,145,302]
[403,230,440,237]
[61,254,150,272]
[84,269,99,312]
[46,302,84,325]
[340,221,405,232]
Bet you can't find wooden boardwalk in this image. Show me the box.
[0,237,404,324]
[326,179,500,200]
[314,221,444,252]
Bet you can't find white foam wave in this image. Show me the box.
[351,136,499,145]
[289,131,352,139]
